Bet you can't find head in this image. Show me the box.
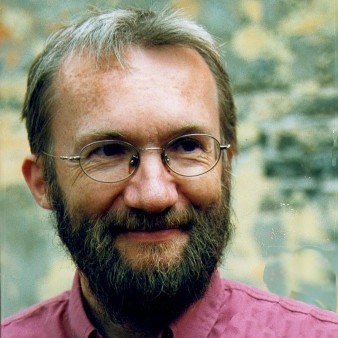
[22,8,237,336]
[23,8,236,160]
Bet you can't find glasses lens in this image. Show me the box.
[165,134,221,176]
[79,140,138,182]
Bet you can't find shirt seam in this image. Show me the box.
[222,281,338,325]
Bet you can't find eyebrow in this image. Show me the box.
[74,130,127,150]
[74,124,214,150]
[164,125,214,141]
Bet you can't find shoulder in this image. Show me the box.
[1,291,71,338]
[216,278,338,337]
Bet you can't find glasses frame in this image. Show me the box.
[43,133,231,183]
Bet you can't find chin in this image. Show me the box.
[114,231,190,271]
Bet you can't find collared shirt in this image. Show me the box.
[2,271,338,337]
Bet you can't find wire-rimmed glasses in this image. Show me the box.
[43,133,230,183]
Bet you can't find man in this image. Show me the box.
[1,8,337,338]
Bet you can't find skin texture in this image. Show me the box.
[52,46,222,265]
[23,45,229,337]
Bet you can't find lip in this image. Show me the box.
[119,229,184,243]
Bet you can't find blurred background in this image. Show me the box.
[1,0,337,319]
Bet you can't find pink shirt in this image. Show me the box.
[2,271,338,337]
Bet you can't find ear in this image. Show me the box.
[22,155,53,210]
[227,146,235,163]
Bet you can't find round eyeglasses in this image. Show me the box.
[43,133,230,183]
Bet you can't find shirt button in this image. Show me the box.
[161,327,173,338]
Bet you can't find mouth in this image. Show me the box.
[117,228,187,243]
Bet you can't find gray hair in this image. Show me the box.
[22,8,236,158]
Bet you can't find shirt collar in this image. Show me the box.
[68,271,101,337]
[168,271,224,337]
[69,270,223,338]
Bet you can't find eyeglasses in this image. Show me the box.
[43,133,230,183]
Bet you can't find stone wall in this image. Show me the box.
[1,0,337,318]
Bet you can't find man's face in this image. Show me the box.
[48,45,233,333]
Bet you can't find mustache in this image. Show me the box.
[95,207,198,236]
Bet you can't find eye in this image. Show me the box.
[83,141,130,159]
[170,137,202,153]
[97,143,126,156]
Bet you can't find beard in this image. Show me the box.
[49,179,233,336]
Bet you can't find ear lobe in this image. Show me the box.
[22,155,53,210]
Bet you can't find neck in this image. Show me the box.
[79,273,158,338]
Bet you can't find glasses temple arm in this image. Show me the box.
[220,144,231,150]
[42,151,80,162]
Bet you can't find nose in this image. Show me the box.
[123,151,179,214]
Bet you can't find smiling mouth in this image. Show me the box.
[118,228,186,243]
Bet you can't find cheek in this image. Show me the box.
[180,169,223,208]
[68,184,125,215]
[56,164,125,215]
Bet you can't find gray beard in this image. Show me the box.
[51,185,233,336]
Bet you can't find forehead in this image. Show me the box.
[57,45,217,103]
[52,45,220,149]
